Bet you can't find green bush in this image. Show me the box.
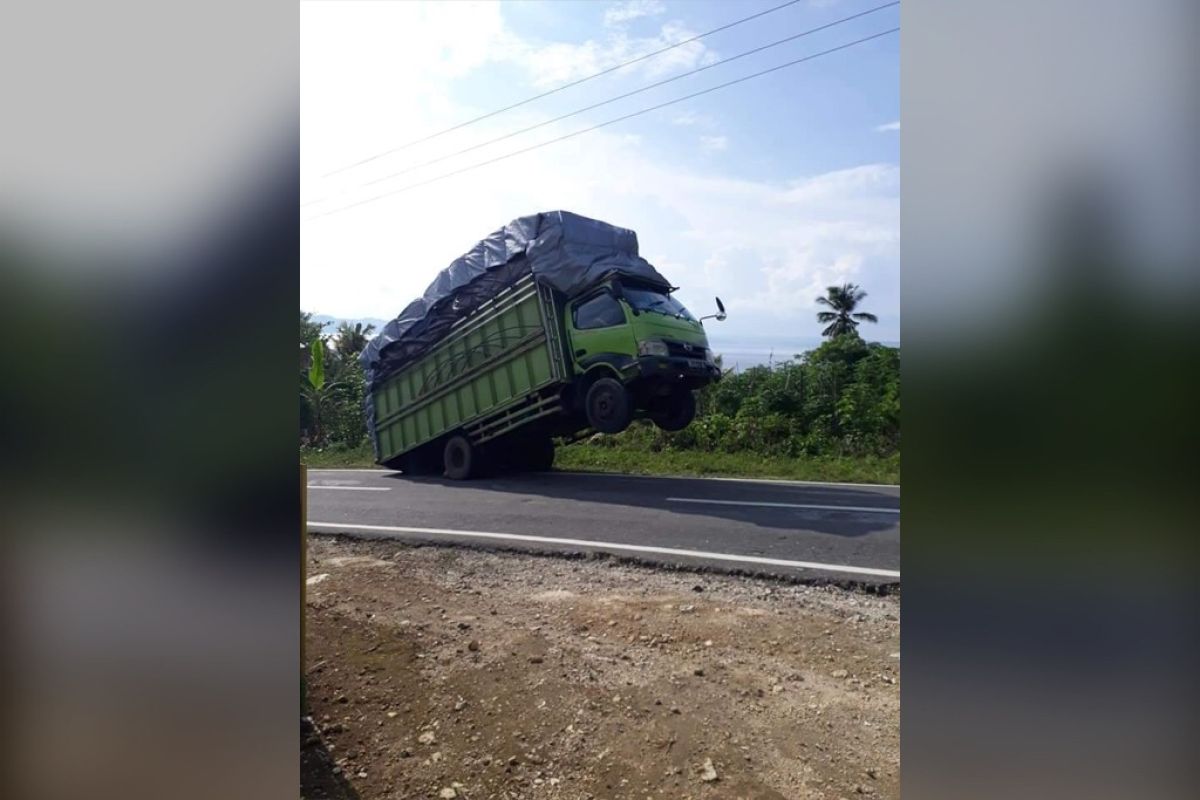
[580,334,898,461]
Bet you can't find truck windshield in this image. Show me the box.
[624,287,695,322]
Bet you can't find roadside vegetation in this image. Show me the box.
[301,283,899,484]
[560,328,900,484]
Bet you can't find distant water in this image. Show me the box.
[706,336,900,371]
[706,337,819,371]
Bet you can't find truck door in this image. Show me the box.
[566,289,636,372]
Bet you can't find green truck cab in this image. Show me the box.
[361,211,725,480]
[564,278,722,435]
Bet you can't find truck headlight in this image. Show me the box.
[637,340,670,357]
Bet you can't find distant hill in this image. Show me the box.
[309,314,391,332]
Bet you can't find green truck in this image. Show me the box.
[360,211,725,479]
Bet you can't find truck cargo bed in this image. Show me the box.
[370,275,568,463]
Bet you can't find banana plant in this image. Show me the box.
[301,336,345,445]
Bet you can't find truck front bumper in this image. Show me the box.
[631,355,721,386]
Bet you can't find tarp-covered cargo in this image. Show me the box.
[360,210,671,389]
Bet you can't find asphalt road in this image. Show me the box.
[306,469,900,584]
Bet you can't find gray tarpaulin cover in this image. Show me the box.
[360,210,669,388]
[359,211,670,459]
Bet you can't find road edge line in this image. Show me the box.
[308,521,900,579]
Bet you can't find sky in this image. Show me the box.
[300,0,900,346]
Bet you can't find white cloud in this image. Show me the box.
[698,135,727,153]
[631,164,900,321]
[499,20,717,89]
[301,3,898,341]
[604,0,666,27]
[670,109,718,128]
[875,120,901,132]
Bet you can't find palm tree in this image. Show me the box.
[334,321,375,360]
[300,310,327,345]
[816,283,878,338]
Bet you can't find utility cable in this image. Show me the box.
[357,1,899,189]
[304,27,898,223]
[320,0,810,178]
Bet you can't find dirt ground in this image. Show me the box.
[303,536,899,800]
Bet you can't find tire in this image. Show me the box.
[650,388,696,432]
[442,434,477,480]
[526,436,556,471]
[585,377,633,434]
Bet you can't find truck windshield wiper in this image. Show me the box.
[641,299,679,318]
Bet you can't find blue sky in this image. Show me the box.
[301,0,899,345]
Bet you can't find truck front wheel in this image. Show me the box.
[585,377,633,434]
[650,388,696,432]
[443,435,477,480]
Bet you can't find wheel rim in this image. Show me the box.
[593,389,615,421]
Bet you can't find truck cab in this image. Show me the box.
[564,278,721,434]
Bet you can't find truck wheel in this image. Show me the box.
[650,388,696,432]
[526,436,556,471]
[585,377,632,434]
[442,435,477,480]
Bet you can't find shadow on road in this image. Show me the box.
[380,469,899,538]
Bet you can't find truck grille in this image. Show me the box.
[664,339,707,360]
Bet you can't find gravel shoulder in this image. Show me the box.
[303,535,900,799]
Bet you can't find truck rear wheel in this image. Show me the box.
[527,436,556,471]
[585,377,633,434]
[443,435,477,480]
[650,388,696,432]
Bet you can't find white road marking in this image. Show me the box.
[307,521,900,579]
[306,485,391,492]
[553,470,900,489]
[667,497,899,514]
[306,468,394,474]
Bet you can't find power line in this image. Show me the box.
[304,27,898,223]
[320,0,808,178]
[358,1,899,190]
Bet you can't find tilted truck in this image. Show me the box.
[359,210,725,479]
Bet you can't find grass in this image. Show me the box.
[302,439,899,484]
[301,442,376,468]
[555,443,899,484]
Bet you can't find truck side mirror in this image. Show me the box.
[700,297,727,323]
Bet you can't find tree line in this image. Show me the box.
[300,312,373,448]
